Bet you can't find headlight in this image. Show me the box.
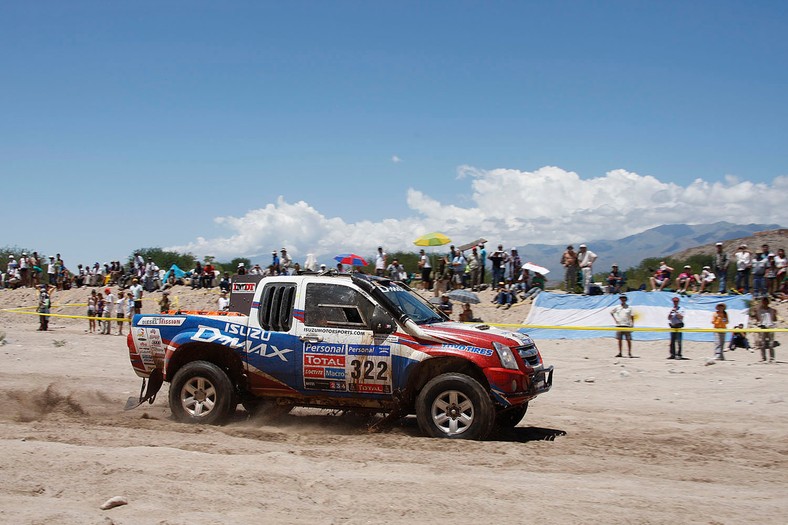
[493,341,519,370]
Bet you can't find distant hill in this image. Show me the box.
[520,222,784,279]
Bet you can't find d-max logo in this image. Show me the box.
[191,325,292,361]
[232,282,256,293]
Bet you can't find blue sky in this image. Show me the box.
[2,1,787,268]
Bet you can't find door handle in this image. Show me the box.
[299,335,323,343]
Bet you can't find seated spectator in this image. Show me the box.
[458,302,482,323]
[607,264,624,294]
[697,266,716,293]
[650,262,673,291]
[522,272,546,300]
[675,265,696,293]
[493,282,514,309]
[219,272,231,292]
[728,324,750,351]
[437,294,453,315]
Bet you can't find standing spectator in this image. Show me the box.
[129,278,144,315]
[47,256,57,286]
[280,248,293,275]
[270,250,280,274]
[218,290,230,311]
[6,255,17,282]
[610,294,634,358]
[37,284,52,331]
[561,245,579,293]
[96,290,106,334]
[133,253,145,277]
[765,253,779,297]
[87,289,97,333]
[116,292,128,335]
[711,303,728,360]
[734,244,752,293]
[29,252,40,288]
[74,264,86,288]
[18,252,30,288]
[508,248,522,282]
[577,244,597,295]
[125,292,134,323]
[467,247,481,291]
[751,250,768,298]
[478,243,487,284]
[158,291,170,313]
[606,264,624,294]
[754,297,778,363]
[667,296,685,359]
[374,247,387,277]
[451,250,466,289]
[144,258,159,292]
[489,245,507,287]
[103,288,116,335]
[417,249,432,291]
[774,248,787,289]
[237,262,247,275]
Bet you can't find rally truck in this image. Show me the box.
[126,272,553,440]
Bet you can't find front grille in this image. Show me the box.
[515,344,541,367]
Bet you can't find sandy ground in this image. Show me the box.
[1,284,787,524]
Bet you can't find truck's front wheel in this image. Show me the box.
[169,361,234,425]
[416,373,495,440]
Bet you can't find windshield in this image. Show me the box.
[376,282,447,325]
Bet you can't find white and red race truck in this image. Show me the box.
[126,272,552,439]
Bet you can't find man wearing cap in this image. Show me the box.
[19,252,29,288]
[734,244,752,293]
[560,245,579,293]
[606,264,624,294]
[610,294,634,357]
[752,250,768,298]
[47,256,57,286]
[577,244,597,295]
[667,296,685,359]
[129,278,144,315]
[676,265,695,294]
[712,242,729,293]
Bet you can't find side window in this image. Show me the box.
[258,282,297,332]
[304,283,375,329]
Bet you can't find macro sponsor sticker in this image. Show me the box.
[137,316,186,326]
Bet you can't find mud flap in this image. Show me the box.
[124,368,164,410]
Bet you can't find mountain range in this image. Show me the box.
[519,221,785,279]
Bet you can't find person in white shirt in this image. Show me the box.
[218,291,230,311]
[610,294,634,357]
[734,244,752,293]
[577,244,598,295]
[375,247,387,277]
[116,294,128,335]
[418,249,432,290]
[103,288,116,335]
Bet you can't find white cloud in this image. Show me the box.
[391,155,402,163]
[169,167,788,263]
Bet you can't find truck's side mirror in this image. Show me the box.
[371,305,395,334]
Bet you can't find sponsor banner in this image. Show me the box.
[305,342,344,355]
[232,282,257,293]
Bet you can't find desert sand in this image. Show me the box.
[1,284,786,524]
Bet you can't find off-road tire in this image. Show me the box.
[169,361,234,425]
[415,373,495,440]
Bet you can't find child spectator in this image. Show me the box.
[711,303,728,360]
[728,324,750,351]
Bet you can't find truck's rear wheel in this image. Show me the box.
[416,373,495,440]
[169,361,234,425]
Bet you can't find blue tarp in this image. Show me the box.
[162,264,188,283]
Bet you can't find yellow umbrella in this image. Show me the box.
[413,232,451,247]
